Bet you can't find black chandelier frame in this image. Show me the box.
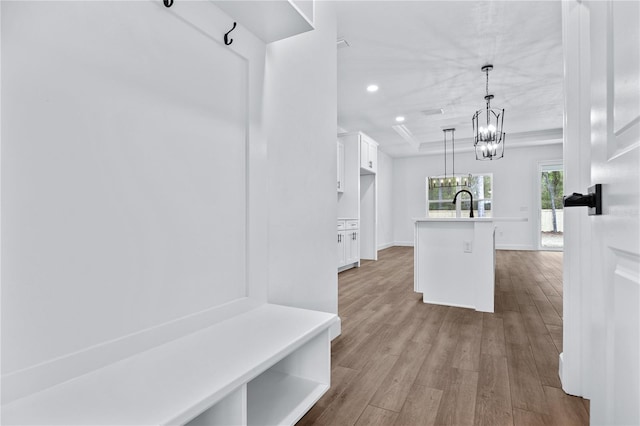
[472,65,505,161]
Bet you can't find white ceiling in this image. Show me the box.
[335,0,565,158]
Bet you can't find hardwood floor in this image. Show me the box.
[299,247,589,426]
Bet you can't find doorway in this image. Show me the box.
[538,162,564,250]
[359,173,377,260]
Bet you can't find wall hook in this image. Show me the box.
[163,0,173,8]
[224,22,237,46]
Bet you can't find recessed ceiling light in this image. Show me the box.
[366,84,379,93]
[395,116,405,122]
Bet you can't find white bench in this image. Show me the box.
[2,304,337,425]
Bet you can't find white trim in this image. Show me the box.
[559,0,591,399]
[542,246,563,252]
[0,1,3,412]
[559,352,565,390]
[495,244,536,251]
[329,317,342,341]
[377,242,394,250]
[378,242,540,251]
[421,299,476,311]
[337,262,358,273]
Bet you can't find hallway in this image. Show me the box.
[300,247,589,425]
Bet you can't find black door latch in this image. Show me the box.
[563,184,602,215]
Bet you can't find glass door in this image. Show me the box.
[539,164,564,250]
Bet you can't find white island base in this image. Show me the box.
[414,218,495,313]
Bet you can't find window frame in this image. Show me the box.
[425,173,494,218]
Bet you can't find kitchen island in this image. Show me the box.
[414,218,496,312]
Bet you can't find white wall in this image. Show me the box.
[377,150,394,249]
[265,2,338,315]
[2,0,267,387]
[1,0,338,403]
[337,132,360,219]
[392,144,564,249]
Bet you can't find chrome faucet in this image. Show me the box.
[452,189,474,218]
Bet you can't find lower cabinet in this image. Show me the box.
[337,230,347,267]
[346,229,359,265]
[338,220,359,270]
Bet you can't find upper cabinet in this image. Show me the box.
[359,133,378,174]
[337,140,345,193]
[213,1,314,43]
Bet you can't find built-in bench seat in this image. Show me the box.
[2,303,337,425]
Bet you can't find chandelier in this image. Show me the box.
[428,128,471,189]
[472,64,505,160]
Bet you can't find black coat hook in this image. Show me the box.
[224,22,237,46]
[163,0,173,7]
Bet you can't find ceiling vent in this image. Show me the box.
[336,38,350,49]
[421,108,444,116]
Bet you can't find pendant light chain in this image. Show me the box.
[472,64,505,161]
[485,68,490,109]
[485,68,490,126]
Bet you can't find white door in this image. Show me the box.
[583,1,640,424]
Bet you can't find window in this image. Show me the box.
[426,174,493,218]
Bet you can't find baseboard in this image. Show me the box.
[1,297,262,404]
[495,244,536,251]
[422,298,475,310]
[338,262,358,273]
[394,241,415,247]
[377,242,394,250]
[559,352,564,387]
[382,242,536,251]
[329,316,342,340]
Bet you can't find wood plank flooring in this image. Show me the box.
[299,247,589,426]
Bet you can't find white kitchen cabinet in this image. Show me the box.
[345,220,359,266]
[359,134,378,174]
[338,220,359,270]
[337,221,346,267]
[337,140,345,193]
[337,234,346,268]
[345,229,359,266]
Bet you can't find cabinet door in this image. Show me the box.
[337,231,346,267]
[337,141,344,193]
[346,230,360,265]
[359,136,377,173]
[360,138,369,170]
[368,143,377,172]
